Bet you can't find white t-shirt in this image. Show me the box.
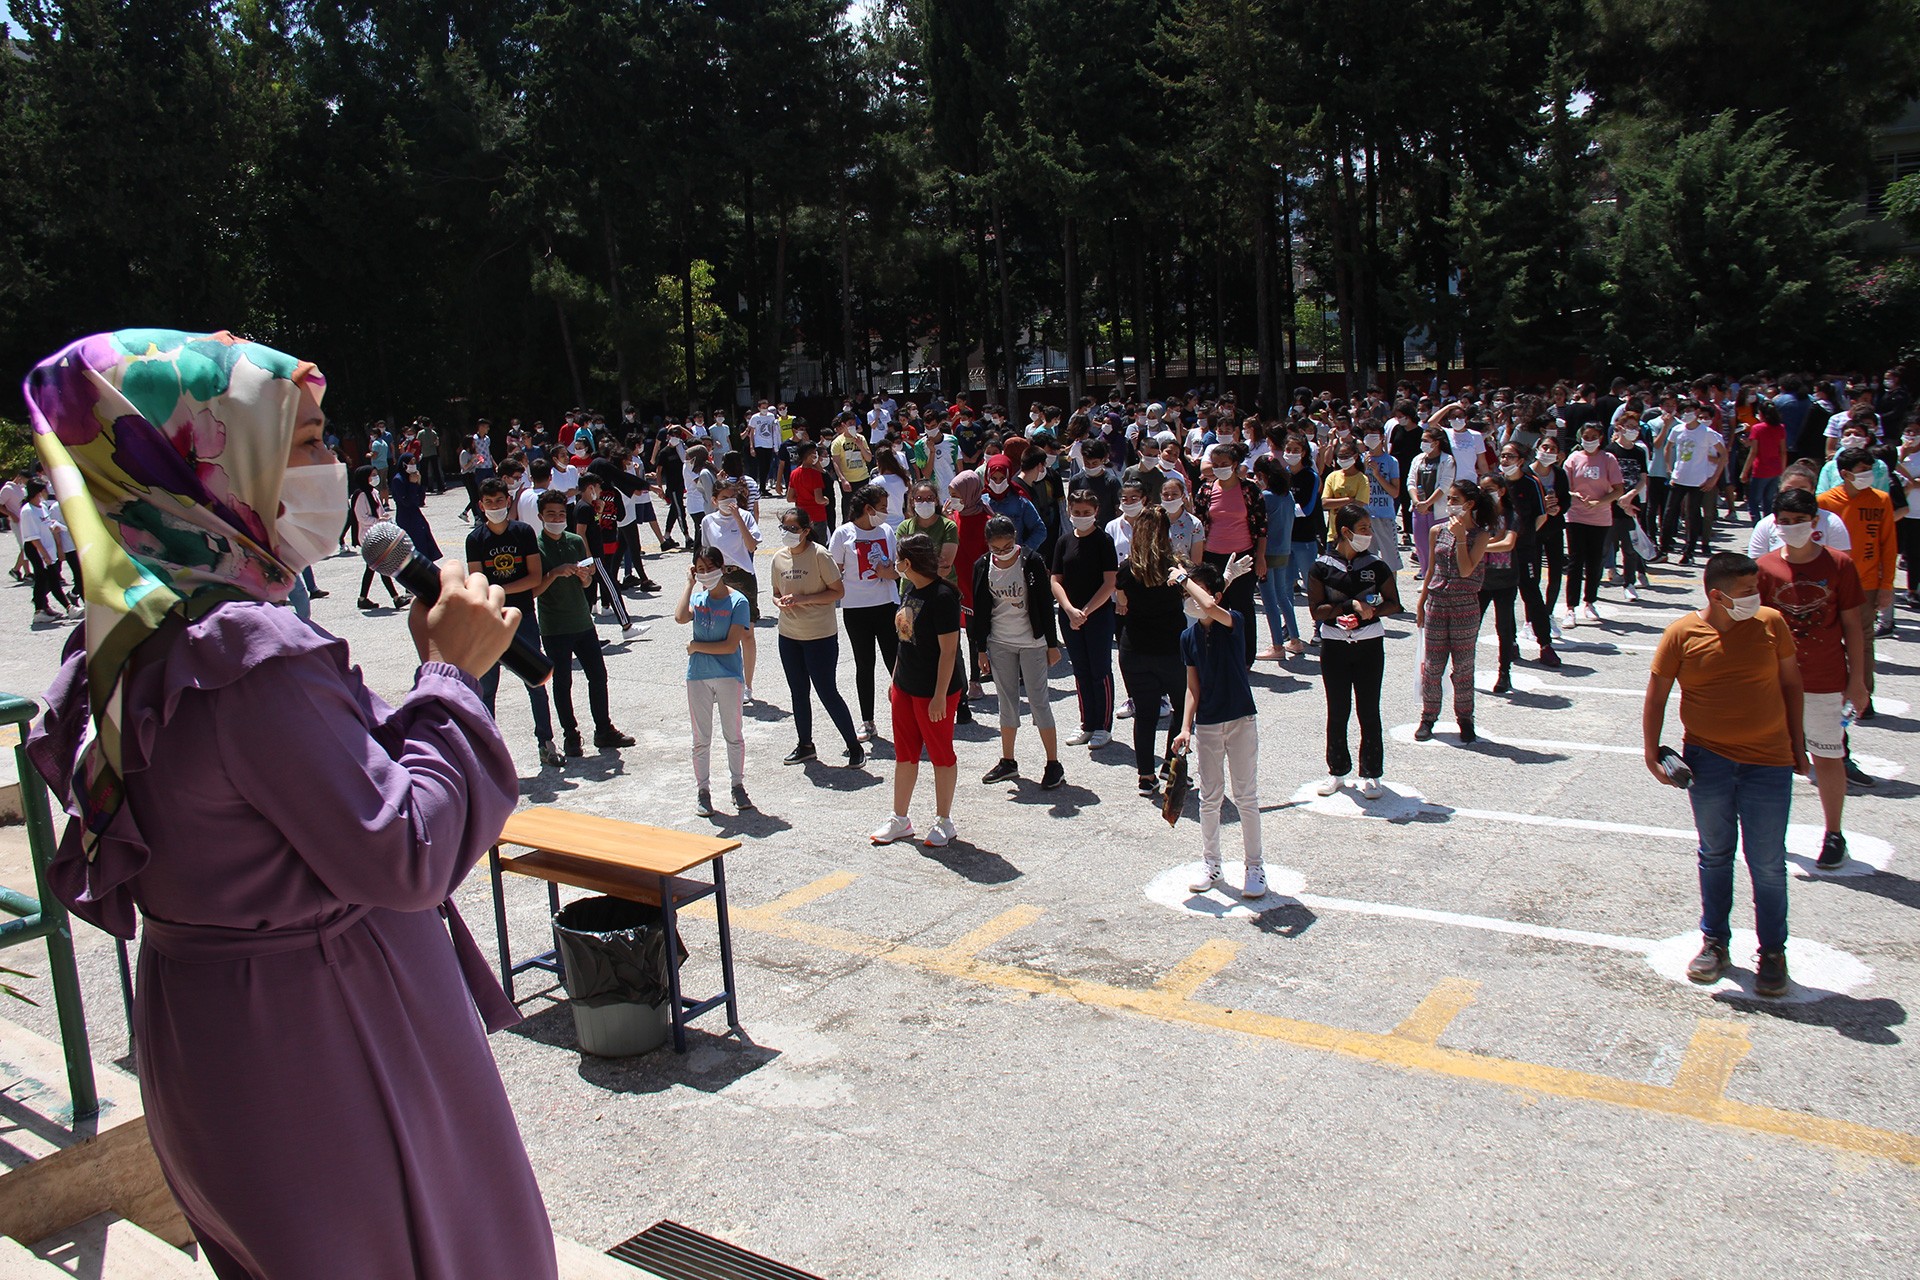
[985,558,1042,649]
[828,521,901,608]
[876,473,909,524]
[708,419,732,452]
[1105,515,1136,561]
[867,406,892,444]
[701,507,760,573]
[1667,423,1721,488]
[550,464,580,496]
[1447,427,1487,481]
[516,487,549,527]
[18,502,57,558]
[1748,511,1851,557]
[749,411,778,448]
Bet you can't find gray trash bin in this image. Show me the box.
[551,896,686,1057]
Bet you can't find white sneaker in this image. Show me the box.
[1561,609,1579,631]
[1089,730,1112,748]
[1065,728,1094,746]
[65,602,85,618]
[1580,603,1602,624]
[1116,698,1136,720]
[1316,775,1344,797]
[32,610,58,624]
[1189,863,1222,893]
[858,721,876,743]
[1241,866,1269,899]
[1159,696,1173,719]
[870,815,914,845]
[1623,583,1641,602]
[925,816,956,848]
[1549,614,1565,641]
[622,621,650,639]
[742,684,753,704]
[1359,777,1384,799]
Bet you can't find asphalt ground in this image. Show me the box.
[3,488,1917,1278]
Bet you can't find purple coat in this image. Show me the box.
[29,604,556,1280]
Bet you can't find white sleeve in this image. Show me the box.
[1747,518,1772,559]
[1822,511,1852,551]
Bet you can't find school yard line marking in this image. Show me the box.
[1292,890,1654,953]
[1478,634,1659,653]
[1390,977,1481,1044]
[1390,722,1641,755]
[1154,939,1244,1000]
[718,874,1920,1165]
[1672,1020,1752,1102]
[941,906,1046,960]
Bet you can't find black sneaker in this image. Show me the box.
[1137,773,1157,796]
[538,739,565,768]
[1413,719,1435,742]
[784,743,817,765]
[1686,937,1730,984]
[1457,720,1477,744]
[308,588,330,599]
[956,700,974,726]
[563,731,584,758]
[732,783,754,812]
[694,789,713,817]
[1040,760,1065,791]
[981,758,1019,784]
[1537,645,1563,669]
[660,537,680,551]
[1817,831,1847,870]
[594,725,636,749]
[1491,668,1512,695]
[1845,757,1877,788]
[1755,949,1790,998]
[844,743,866,769]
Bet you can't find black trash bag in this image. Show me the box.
[551,896,686,1008]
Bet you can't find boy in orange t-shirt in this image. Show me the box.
[1819,446,1903,713]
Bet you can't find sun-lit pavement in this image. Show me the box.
[4,488,1917,1278]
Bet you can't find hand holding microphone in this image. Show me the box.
[363,522,553,686]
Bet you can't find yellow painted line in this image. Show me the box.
[1671,1019,1752,1101]
[1391,977,1481,1045]
[1154,939,1243,1000]
[939,906,1045,960]
[757,871,861,918]
[720,890,1920,1165]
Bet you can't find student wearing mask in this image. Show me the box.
[772,508,865,771]
[1644,551,1805,999]
[18,479,75,622]
[351,467,409,610]
[982,453,1046,551]
[1275,437,1320,656]
[1749,462,1851,558]
[1114,507,1190,795]
[1160,474,1206,565]
[870,535,966,848]
[1387,399,1426,547]
[466,479,561,768]
[1603,410,1651,603]
[1757,488,1868,867]
[1016,442,1064,554]
[1498,442,1561,668]
[1819,447,1901,715]
[1195,443,1267,667]
[1897,419,1920,609]
[1476,473,1524,694]
[1415,481,1494,742]
[1407,427,1456,581]
[1051,488,1120,748]
[1817,416,1892,492]
[1320,438,1371,546]
[1561,422,1625,626]
[831,484,902,742]
[1252,456,1296,662]
[971,515,1064,789]
[677,546,752,817]
[1309,505,1401,797]
[1659,407,1725,565]
[1068,438,1122,524]
[534,491,635,759]
[1171,558,1267,900]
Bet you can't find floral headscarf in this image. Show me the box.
[23,329,324,850]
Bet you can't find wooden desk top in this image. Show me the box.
[497,808,740,878]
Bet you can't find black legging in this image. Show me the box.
[1320,634,1384,779]
[360,566,403,602]
[1478,583,1520,666]
[1564,522,1607,608]
[1202,548,1259,666]
[1118,648,1183,778]
[1901,517,1920,600]
[842,602,901,723]
[25,543,70,614]
[1516,540,1553,648]
[1661,483,1710,560]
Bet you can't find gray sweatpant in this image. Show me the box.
[986,641,1056,730]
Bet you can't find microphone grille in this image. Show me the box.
[361,521,415,577]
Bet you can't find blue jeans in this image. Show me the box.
[1685,743,1792,953]
[1746,475,1780,525]
[778,632,859,751]
[1059,603,1115,732]
[480,609,555,742]
[1259,556,1288,648]
[1278,541,1317,642]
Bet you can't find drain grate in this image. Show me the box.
[608,1220,825,1280]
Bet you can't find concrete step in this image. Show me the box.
[558,1234,667,1279]
[0,1235,67,1279]
[27,1214,214,1278]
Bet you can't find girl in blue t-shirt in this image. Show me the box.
[676,546,753,817]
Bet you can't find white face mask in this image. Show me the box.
[1581,437,1602,452]
[913,500,937,519]
[1723,592,1762,621]
[1777,520,1816,548]
[1363,435,1381,450]
[1121,500,1144,518]
[1284,451,1304,465]
[480,504,509,526]
[1448,503,1468,520]
[991,547,1020,566]
[1070,513,1097,533]
[1500,463,1522,479]
[1422,443,1439,457]
[1162,497,1183,515]
[1083,465,1105,477]
[1848,471,1874,490]
[1183,599,1206,620]
[542,519,567,536]
[779,529,803,548]
[1337,455,1359,471]
[1843,435,1868,450]
[274,462,348,572]
[718,497,739,514]
[988,479,1010,495]
[1347,532,1372,553]
[1537,451,1557,465]
[1212,465,1234,481]
[695,569,726,590]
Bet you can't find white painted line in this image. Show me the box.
[1391,721,1642,756]
[1475,669,1647,697]
[1296,891,1652,953]
[1479,634,1659,654]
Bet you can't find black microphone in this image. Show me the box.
[361,522,553,687]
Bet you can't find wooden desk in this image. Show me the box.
[488,808,742,1053]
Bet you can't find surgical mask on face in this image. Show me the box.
[542,519,567,536]
[1723,592,1761,621]
[1422,442,1439,457]
[1070,513,1097,533]
[1284,451,1303,466]
[1212,465,1234,481]
[779,529,803,548]
[1348,532,1372,553]
[1083,465,1105,477]
[1121,500,1144,518]
[696,569,726,590]
[1183,598,1206,620]
[481,504,509,526]
[718,497,739,514]
[988,479,1010,495]
[914,501,937,519]
[1843,435,1868,450]
[1501,464,1522,479]
[1363,435,1381,450]
[1337,455,1358,471]
[1537,451,1557,464]
[1777,520,1816,548]
[1848,471,1874,490]
[1448,503,1468,520]
[991,548,1020,566]
[1581,437,1602,452]
[274,461,349,572]
[1162,497,1184,515]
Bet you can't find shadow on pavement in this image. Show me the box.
[1719,990,1908,1046]
[508,1002,781,1093]
[915,838,1021,885]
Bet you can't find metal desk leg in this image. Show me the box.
[713,856,740,1033]
[662,889,687,1053]
[488,845,514,1001]
[546,880,563,982]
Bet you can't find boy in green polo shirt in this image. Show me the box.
[536,491,634,757]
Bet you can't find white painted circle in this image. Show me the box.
[1785,826,1896,879]
[1145,862,1308,920]
[1847,751,1906,780]
[1286,778,1428,823]
[1866,696,1910,716]
[1644,931,1872,1004]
